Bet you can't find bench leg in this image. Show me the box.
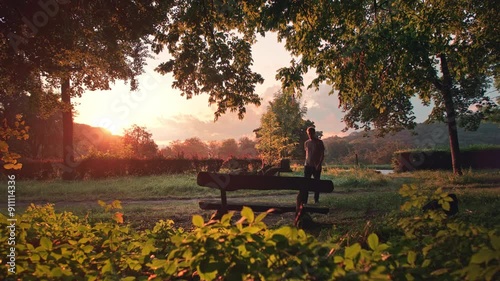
[294,204,304,227]
[295,191,306,227]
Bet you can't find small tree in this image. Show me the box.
[255,91,307,164]
[122,125,158,159]
[181,137,209,158]
[219,138,239,159]
[255,111,286,165]
[238,137,258,158]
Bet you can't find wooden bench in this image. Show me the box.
[197,172,334,226]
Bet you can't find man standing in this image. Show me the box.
[302,126,325,204]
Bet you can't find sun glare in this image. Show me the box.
[108,126,124,136]
[92,120,127,136]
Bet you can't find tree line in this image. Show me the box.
[1,0,498,178]
[4,93,499,167]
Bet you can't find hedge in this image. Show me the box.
[2,158,245,180]
[392,148,500,172]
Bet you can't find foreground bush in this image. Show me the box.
[1,186,498,280]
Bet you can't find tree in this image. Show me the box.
[122,125,158,159]
[483,96,500,124]
[0,114,29,170]
[218,138,239,159]
[156,1,498,175]
[0,88,62,159]
[267,0,499,175]
[238,137,258,158]
[255,111,285,165]
[1,0,164,178]
[159,146,175,159]
[181,137,209,158]
[323,137,353,165]
[152,0,264,120]
[207,140,221,159]
[465,96,500,125]
[255,91,307,164]
[168,140,186,159]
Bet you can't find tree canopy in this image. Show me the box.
[255,91,312,165]
[122,124,159,159]
[1,0,164,178]
[152,0,499,174]
[152,0,264,120]
[2,0,498,175]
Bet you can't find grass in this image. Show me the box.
[1,168,498,234]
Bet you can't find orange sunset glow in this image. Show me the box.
[74,33,432,146]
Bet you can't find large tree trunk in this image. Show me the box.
[439,54,463,175]
[61,77,75,180]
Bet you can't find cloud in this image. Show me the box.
[152,105,264,146]
[301,84,348,136]
[150,83,351,146]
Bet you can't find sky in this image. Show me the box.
[74,33,434,147]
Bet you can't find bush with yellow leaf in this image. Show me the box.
[1,114,29,170]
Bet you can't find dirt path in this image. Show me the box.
[4,193,337,230]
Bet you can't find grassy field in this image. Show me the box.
[1,168,499,237]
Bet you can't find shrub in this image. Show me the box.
[1,186,498,280]
[392,147,500,172]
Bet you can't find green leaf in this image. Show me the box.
[376,243,390,252]
[192,215,204,227]
[470,248,495,264]
[441,201,450,211]
[78,237,90,244]
[82,245,94,254]
[242,226,261,234]
[254,212,268,223]
[30,253,41,262]
[344,258,355,270]
[405,273,415,281]
[485,265,500,281]
[367,233,379,250]
[345,243,361,259]
[50,267,64,277]
[220,212,233,225]
[241,206,255,223]
[197,260,219,281]
[273,226,293,237]
[149,258,167,270]
[430,268,449,276]
[407,251,417,266]
[101,260,114,274]
[491,234,500,251]
[40,237,53,251]
[141,242,156,256]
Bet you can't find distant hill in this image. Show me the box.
[322,122,500,165]
[73,123,123,157]
[345,122,499,148]
[18,122,123,159]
